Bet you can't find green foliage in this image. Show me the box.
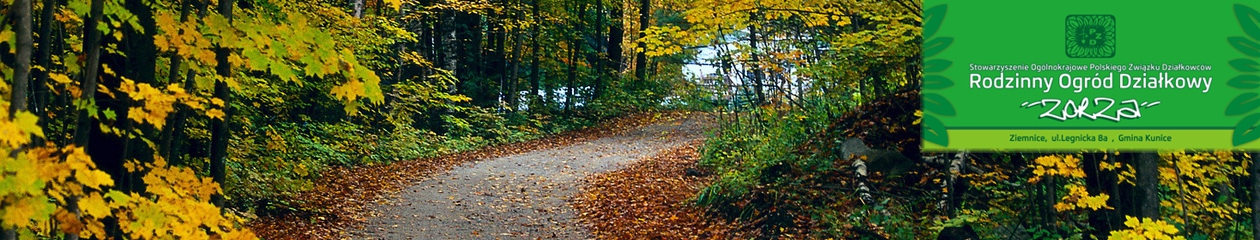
[443,106,511,143]
[695,101,836,234]
[693,86,926,238]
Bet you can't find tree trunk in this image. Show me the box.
[158,0,193,164]
[433,9,446,74]
[118,0,159,192]
[11,0,33,114]
[566,2,586,111]
[1107,153,1124,225]
[492,13,506,109]
[590,0,605,100]
[66,0,106,238]
[4,1,33,238]
[210,0,235,207]
[53,16,68,147]
[419,1,433,80]
[444,11,458,95]
[747,12,765,105]
[529,0,541,102]
[1136,152,1159,219]
[566,39,577,111]
[420,2,434,70]
[165,0,209,166]
[456,12,482,102]
[507,4,524,111]
[1251,151,1260,240]
[606,0,623,73]
[633,0,649,83]
[1082,152,1120,236]
[34,0,56,125]
[905,55,921,90]
[166,62,200,166]
[74,0,105,149]
[353,0,364,18]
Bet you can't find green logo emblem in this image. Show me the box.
[1065,15,1116,58]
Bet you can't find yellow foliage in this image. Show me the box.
[206,109,226,120]
[1156,151,1245,235]
[0,144,117,238]
[1028,155,1086,183]
[331,79,366,102]
[116,78,220,129]
[639,26,691,57]
[1108,216,1185,240]
[1054,184,1112,212]
[75,168,114,190]
[1026,154,1112,213]
[112,156,253,239]
[0,129,254,239]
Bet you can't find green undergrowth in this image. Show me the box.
[695,90,925,238]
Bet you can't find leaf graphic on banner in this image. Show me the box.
[1233,5,1260,147]
[1227,93,1260,116]
[923,75,954,89]
[1232,58,1260,72]
[923,37,953,58]
[922,115,949,146]
[923,5,948,39]
[1234,113,1260,146]
[923,93,956,116]
[1229,37,1260,57]
[1229,75,1260,89]
[924,59,952,73]
[1236,4,1260,41]
[921,4,952,147]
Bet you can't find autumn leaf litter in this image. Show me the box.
[249,111,707,239]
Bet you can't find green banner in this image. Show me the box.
[922,0,1260,150]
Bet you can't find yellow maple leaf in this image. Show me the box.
[38,158,73,183]
[154,34,170,51]
[912,110,922,125]
[76,169,115,190]
[79,193,112,218]
[3,197,48,228]
[50,73,73,84]
[206,109,226,120]
[1053,202,1072,212]
[0,119,28,148]
[127,107,149,124]
[196,49,216,64]
[54,208,85,234]
[1034,155,1058,167]
[1077,194,1111,210]
[65,146,93,170]
[1155,220,1179,234]
[330,80,365,102]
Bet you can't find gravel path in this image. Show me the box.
[354,115,711,239]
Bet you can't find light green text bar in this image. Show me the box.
[923,130,1260,151]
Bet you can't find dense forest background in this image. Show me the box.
[0,0,703,237]
[0,0,1254,238]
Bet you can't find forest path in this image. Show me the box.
[354,114,711,239]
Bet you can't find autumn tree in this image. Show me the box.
[0,0,395,237]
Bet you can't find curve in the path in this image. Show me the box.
[354,115,709,239]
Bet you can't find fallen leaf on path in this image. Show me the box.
[570,140,756,239]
